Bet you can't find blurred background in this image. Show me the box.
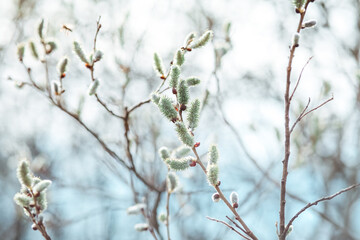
[0,0,359,239]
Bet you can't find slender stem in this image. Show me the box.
[284,183,360,234]
[206,216,251,240]
[280,1,312,239]
[166,191,171,240]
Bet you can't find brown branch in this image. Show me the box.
[166,191,171,240]
[289,56,313,102]
[226,216,247,235]
[191,148,258,240]
[284,183,360,235]
[280,1,313,238]
[94,94,125,119]
[206,216,251,240]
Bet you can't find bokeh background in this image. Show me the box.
[0,0,359,239]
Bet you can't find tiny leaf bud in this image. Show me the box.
[17,43,25,62]
[212,193,221,202]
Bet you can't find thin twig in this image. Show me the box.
[289,56,313,102]
[226,216,247,235]
[206,216,251,240]
[284,183,360,234]
[290,95,334,134]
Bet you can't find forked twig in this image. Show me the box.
[206,216,251,240]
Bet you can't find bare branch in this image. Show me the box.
[290,95,334,134]
[206,216,251,240]
[284,183,360,234]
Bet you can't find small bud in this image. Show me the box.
[169,65,181,89]
[208,145,219,165]
[17,43,25,62]
[88,79,100,95]
[167,172,178,193]
[16,159,32,188]
[207,164,219,186]
[187,99,201,130]
[159,147,170,161]
[189,159,197,167]
[172,88,177,94]
[185,77,201,87]
[28,41,38,59]
[73,41,89,64]
[134,223,149,232]
[212,193,221,202]
[166,157,192,171]
[52,81,62,95]
[177,79,189,105]
[150,92,161,105]
[175,122,194,147]
[153,52,165,77]
[33,180,52,196]
[57,57,68,76]
[159,96,178,121]
[286,225,293,236]
[127,203,147,215]
[184,32,196,47]
[158,213,167,224]
[302,19,317,29]
[230,191,239,208]
[93,50,103,62]
[190,30,213,49]
[180,104,186,111]
[174,49,185,66]
[32,223,38,231]
[292,33,300,48]
[45,40,57,54]
[194,142,200,148]
[292,0,306,9]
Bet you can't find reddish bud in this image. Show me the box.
[61,73,66,78]
[233,203,239,208]
[172,88,177,94]
[186,48,192,52]
[194,142,200,148]
[160,75,166,80]
[85,63,92,69]
[216,181,221,187]
[32,224,38,231]
[180,104,186,111]
[189,160,197,167]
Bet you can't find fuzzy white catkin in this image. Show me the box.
[230,191,239,205]
[127,203,146,215]
[134,223,149,232]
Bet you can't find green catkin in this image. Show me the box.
[159,147,170,161]
[174,49,185,66]
[167,172,178,192]
[175,122,194,147]
[57,57,68,75]
[177,80,189,105]
[207,164,219,186]
[187,99,200,130]
[159,96,178,121]
[17,43,25,62]
[73,41,89,64]
[17,159,32,188]
[153,52,165,76]
[185,77,201,86]
[166,157,190,171]
[13,193,31,207]
[88,79,100,95]
[150,92,161,105]
[184,32,196,47]
[29,41,38,59]
[173,146,191,158]
[208,145,219,165]
[190,30,213,49]
[169,65,181,89]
